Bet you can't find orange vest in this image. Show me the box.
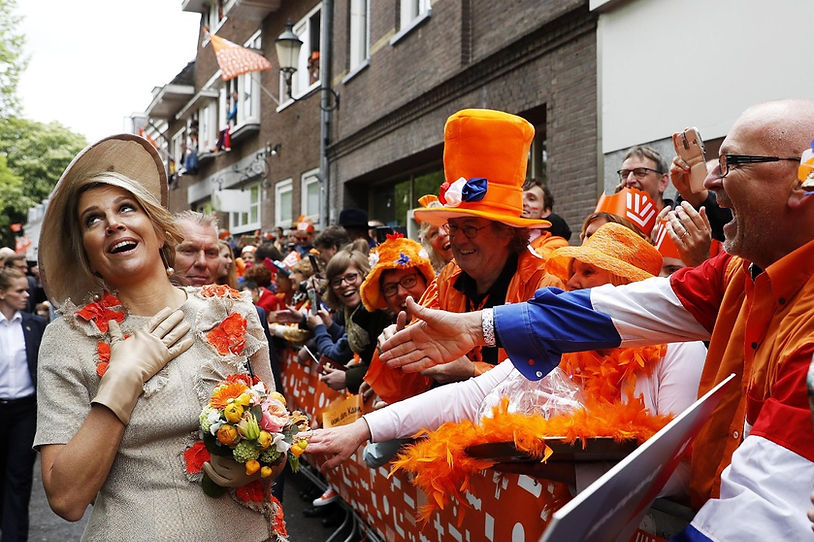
[419,247,564,374]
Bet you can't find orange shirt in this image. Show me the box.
[670,240,814,506]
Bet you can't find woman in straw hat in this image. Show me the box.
[307,224,705,494]
[33,135,286,541]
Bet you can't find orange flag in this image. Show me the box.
[208,32,272,81]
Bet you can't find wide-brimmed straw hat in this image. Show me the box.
[545,222,662,284]
[413,109,550,229]
[360,235,435,312]
[39,134,167,307]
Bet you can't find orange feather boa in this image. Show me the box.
[390,345,671,522]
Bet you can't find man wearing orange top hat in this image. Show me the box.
[379,99,814,540]
[406,109,563,381]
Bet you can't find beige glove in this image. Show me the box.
[203,454,261,488]
[92,307,193,424]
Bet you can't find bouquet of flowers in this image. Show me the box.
[198,374,309,496]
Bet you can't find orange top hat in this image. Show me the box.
[413,109,550,229]
[545,222,662,284]
[595,187,658,236]
[653,220,681,259]
[360,234,435,312]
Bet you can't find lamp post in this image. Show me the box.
[274,23,302,101]
[274,23,339,110]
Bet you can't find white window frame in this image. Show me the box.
[399,0,431,31]
[198,101,217,153]
[275,178,294,227]
[279,3,321,107]
[349,0,369,73]
[300,169,320,222]
[171,128,186,172]
[206,0,226,34]
[229,182,262,234]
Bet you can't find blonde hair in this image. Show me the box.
[66,172,184,281]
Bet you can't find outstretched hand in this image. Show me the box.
[379,297,484,373]
[305,418,372,470]
[665,201,712,267]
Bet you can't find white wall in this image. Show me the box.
[597,0,814,154]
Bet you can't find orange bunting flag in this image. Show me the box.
[208,32,272,81]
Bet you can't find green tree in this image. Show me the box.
[0,0,27,117]
[0,117,86,247]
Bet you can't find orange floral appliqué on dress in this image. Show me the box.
[76,292,125,333]
[207,312,248,355]
[96,342,111,377]
[183,440,211,474]
[200,284,242,299]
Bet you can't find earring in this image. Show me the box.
[166,266,174,276]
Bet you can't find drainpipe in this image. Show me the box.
[319,0,334,230]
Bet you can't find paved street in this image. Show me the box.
[26,457,342,541]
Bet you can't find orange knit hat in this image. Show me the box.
[360,234,435,311]
[594,187,658,236]
[412,109,550,229]
[545,222,662,284]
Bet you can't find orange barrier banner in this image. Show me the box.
[280,349,568,541]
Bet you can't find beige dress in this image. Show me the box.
[34,287,285,542]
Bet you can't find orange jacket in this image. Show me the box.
[530,231,570,260]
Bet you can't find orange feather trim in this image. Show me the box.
[392,345,672,523]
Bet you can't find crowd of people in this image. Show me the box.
[1,99,812,541]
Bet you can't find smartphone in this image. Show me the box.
[672,127,707,194]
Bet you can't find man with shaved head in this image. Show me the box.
[378,100,814,540]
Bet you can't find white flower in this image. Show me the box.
[271,432,292,453]
[443,177,467,207]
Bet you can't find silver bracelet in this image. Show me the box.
[481,308,496,346]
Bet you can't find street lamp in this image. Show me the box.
[274,22,339,110]
[274,23,302,99]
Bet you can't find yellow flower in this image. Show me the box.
[224,403,243,423]
[290,439,308,457]
[257,431,272,449]
[260,466,273,478]
[245,459,260,475]
[217,424,239,445]
[269,391,286,406]
[236,393,252,407]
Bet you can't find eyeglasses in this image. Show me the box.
[381,274,420,298]
[718,154,800,178]
[330,272,360,288]
[616,167,662,180]
[447,223,489,240]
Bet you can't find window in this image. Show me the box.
[301,169,320,220]
[275,178,293,227]
[171,129,185,173]
[218,33,262,128]
[197,102,217,153]
[349,0,369,72]
[230,182,261,233]
[280,4,321,102]
[399,0,431,31]
[206,0,226,33]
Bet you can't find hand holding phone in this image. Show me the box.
[672,127,707,194]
